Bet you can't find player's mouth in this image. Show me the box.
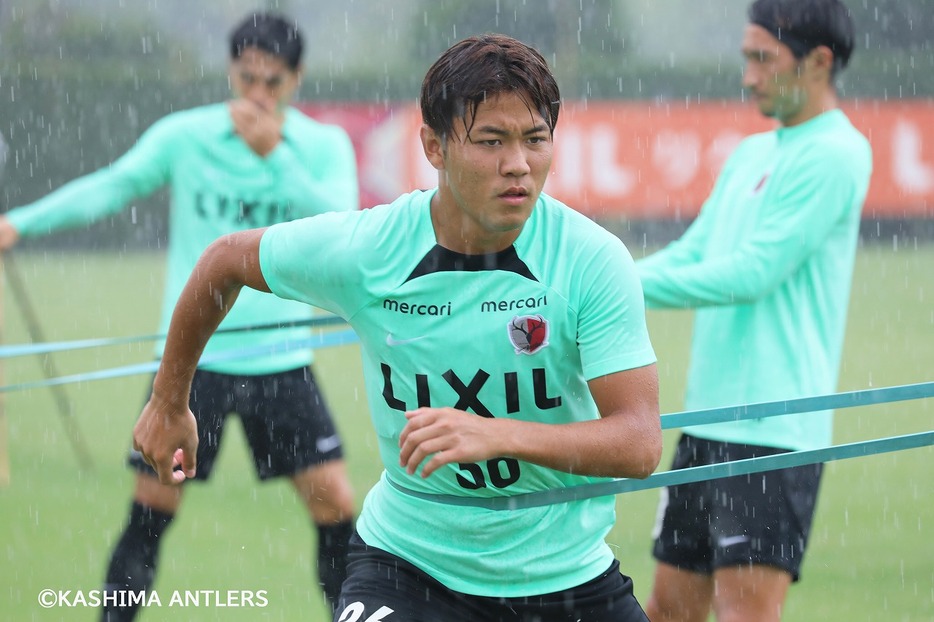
[498,187,530,206]
[749,90,768,103]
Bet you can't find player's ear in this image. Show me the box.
[293,64,303,88]
[420,124,446,170]
[806,45,834,81]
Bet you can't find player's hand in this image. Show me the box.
[132,393,198,485]
[0,216,21,251]
[229,98,283,157]
[399,407,505,478]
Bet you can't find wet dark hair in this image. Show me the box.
[748,0,855,75]
[229,12,303,70]
[419,34,560,141]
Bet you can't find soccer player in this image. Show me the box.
[132,33,661,622]
[0,12,358,620]
[637,1,873,621]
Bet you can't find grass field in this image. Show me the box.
[1,244,931,621]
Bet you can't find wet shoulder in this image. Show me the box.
[341,190,436,258]
[142,103,229,142]
[283,108,348,142]
[525,193,624,256]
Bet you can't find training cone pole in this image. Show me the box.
[0,254,8,486]
[3,253,94,471]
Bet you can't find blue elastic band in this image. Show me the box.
[4,316,931,512]
[0,328,359,392]
[0,315,346,358]
[386,430,934,510]
[661,381,934,429]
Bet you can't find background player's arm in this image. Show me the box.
[0,118,176,249]
[399,362,661,480]
[634,143,745,283]
[132,227,271,484]
[639,142,868,309]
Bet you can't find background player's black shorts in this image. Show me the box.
[335,532,650,622]
[651,434,823,581]
[129,366,343,481]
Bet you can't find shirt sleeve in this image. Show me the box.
[577,233,657,380]
[637,139,868,309]
[6,117,175,237]
[635,204,712,278]
[267,118,359,217]
[259,209,365,319]
[635,142,742,308]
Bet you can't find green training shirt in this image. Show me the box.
[260,189,656,597]
[7,103,358,374]
[638,109,872,450]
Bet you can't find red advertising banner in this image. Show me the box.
[300,100,934,219]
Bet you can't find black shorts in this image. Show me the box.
[129,366,343,481]
[335,532,649,622]
[651,434,823,581]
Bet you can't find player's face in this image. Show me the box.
[741,24,811,126]
[424,91,553,253]
[229,47,300,114]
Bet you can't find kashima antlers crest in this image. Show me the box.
[508,314,549,355]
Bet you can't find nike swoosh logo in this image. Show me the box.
[386,334,429,347]
[717,535,750,548]
[316,434,341,453]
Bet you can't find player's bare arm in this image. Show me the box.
[399,363,661,480]
[133,227,271,484]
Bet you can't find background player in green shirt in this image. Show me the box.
[637,1,872,620]
[0,12,358,620]
[132,33,662,621]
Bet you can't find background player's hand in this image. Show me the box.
[0,216,21,251]
[399,407,505,478]
[132,394,198,485]
[229,98,283,157]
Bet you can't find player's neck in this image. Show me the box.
[430,196,521,255]
[781,88,838,128]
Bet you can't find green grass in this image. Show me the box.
[0,245,931,621]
